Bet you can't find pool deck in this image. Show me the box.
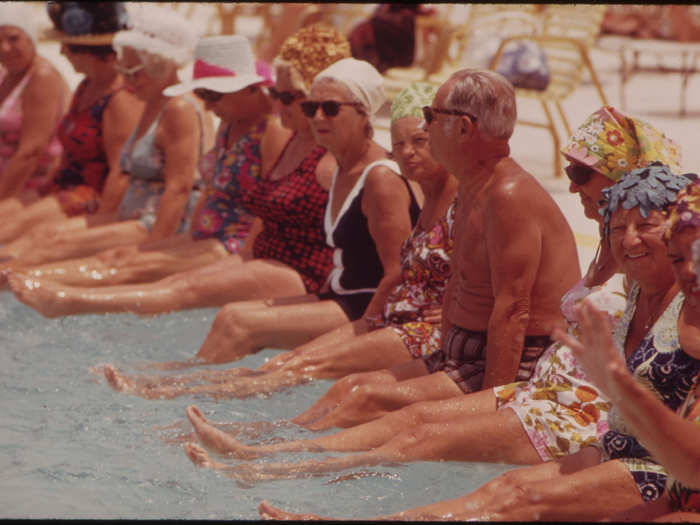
[37,31,700,273]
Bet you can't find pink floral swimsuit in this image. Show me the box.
[367,200,456,358]
[0,69,63,185]
[191,117,269,253]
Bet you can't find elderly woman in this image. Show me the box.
[9,57,420,360]
[3,34,289,291]
[0,2,143,243]
[554,182,700,521]
[100,82,457,399]
[0,7,208,265]
[247,164,700,522]
[0,3,69,205]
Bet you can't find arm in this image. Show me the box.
[481,186,541,389]
[238,216,262,260]
[0,64,63,199]
[361,166,413,319]
[554,301,700,488]
[148,98,199,242]
[95,89,144,216]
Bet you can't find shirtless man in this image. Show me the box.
[296,69,582,426]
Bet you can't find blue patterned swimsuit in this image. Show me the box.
[600,283,700,502]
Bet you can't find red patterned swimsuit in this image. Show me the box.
[241,137,333,293]
[50,79,127,216]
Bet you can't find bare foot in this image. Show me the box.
[186,405,262,458]
[103,364,136,393]
[184,442,227,469]
[8,272,75,317]
[258,500,324,520]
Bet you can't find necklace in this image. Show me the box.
[638,285,676,332]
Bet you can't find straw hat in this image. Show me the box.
[42,1,128,46]
[164,35,271,97]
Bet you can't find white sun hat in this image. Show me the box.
[113,6,199,67]
[0,2,39,43]
[163,35,272,97]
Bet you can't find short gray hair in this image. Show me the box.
[445,69,517,140]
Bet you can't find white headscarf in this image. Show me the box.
[314,57,385,117]
[0,2,39,43]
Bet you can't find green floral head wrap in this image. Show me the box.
[391,82,437,123]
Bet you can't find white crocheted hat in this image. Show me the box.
[113,6,198,67]
[164,35,271,96]
[0,2,39,42]
[314,57,385,117]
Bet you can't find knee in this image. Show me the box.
[399,401,433,426]
[214,303,252,342]
[484,469,538,514]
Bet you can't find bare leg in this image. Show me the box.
[292,369,406,428]
[0,195,67,243]
[102,364,258,391]
[187,405,541,482]
[4,220,149,265]
[261,326,413,380]
[192,299,351,364]
[0,215,90,260]
[258,500,326,521]
[15,236,229,287]
[255,319,370,372]
[188,389,500,460]
[304,365,464,430]
[8,257,315,317]
[253,449,643,522]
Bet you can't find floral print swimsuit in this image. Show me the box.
[367,200,456,357]
[494,276,628,461]
[600,284,700,502]
[191,117,269,253]
[51,79,126,216]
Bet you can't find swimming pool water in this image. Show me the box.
[0,290,517,519]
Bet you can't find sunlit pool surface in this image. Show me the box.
[0,291,517,519]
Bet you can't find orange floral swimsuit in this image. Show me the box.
[494,278,627,461]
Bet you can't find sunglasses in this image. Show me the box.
[114,62,145,77]
[422,106,478,125]
[564,163,595,185]
[269,87,304,105]
[194,88,224,103]
[300,100,363,118]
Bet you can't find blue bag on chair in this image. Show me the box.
[494,40,550,91]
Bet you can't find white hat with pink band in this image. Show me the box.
[164,35,273,97]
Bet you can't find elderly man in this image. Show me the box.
[303,69,582,426]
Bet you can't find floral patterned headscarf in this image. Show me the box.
[666,179,700,241]
[561,106,682,181]
[390,82,437,123]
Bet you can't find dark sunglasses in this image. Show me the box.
[564,163,595,185]
[422,106,478,125]
[194,88,224,103]
[300,100,363,118]
[269,87,304,105]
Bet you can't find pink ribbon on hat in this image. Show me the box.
[193,58,236,79]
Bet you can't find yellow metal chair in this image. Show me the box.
[488,5,609,177]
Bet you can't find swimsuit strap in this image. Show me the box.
[0,68,32,114]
